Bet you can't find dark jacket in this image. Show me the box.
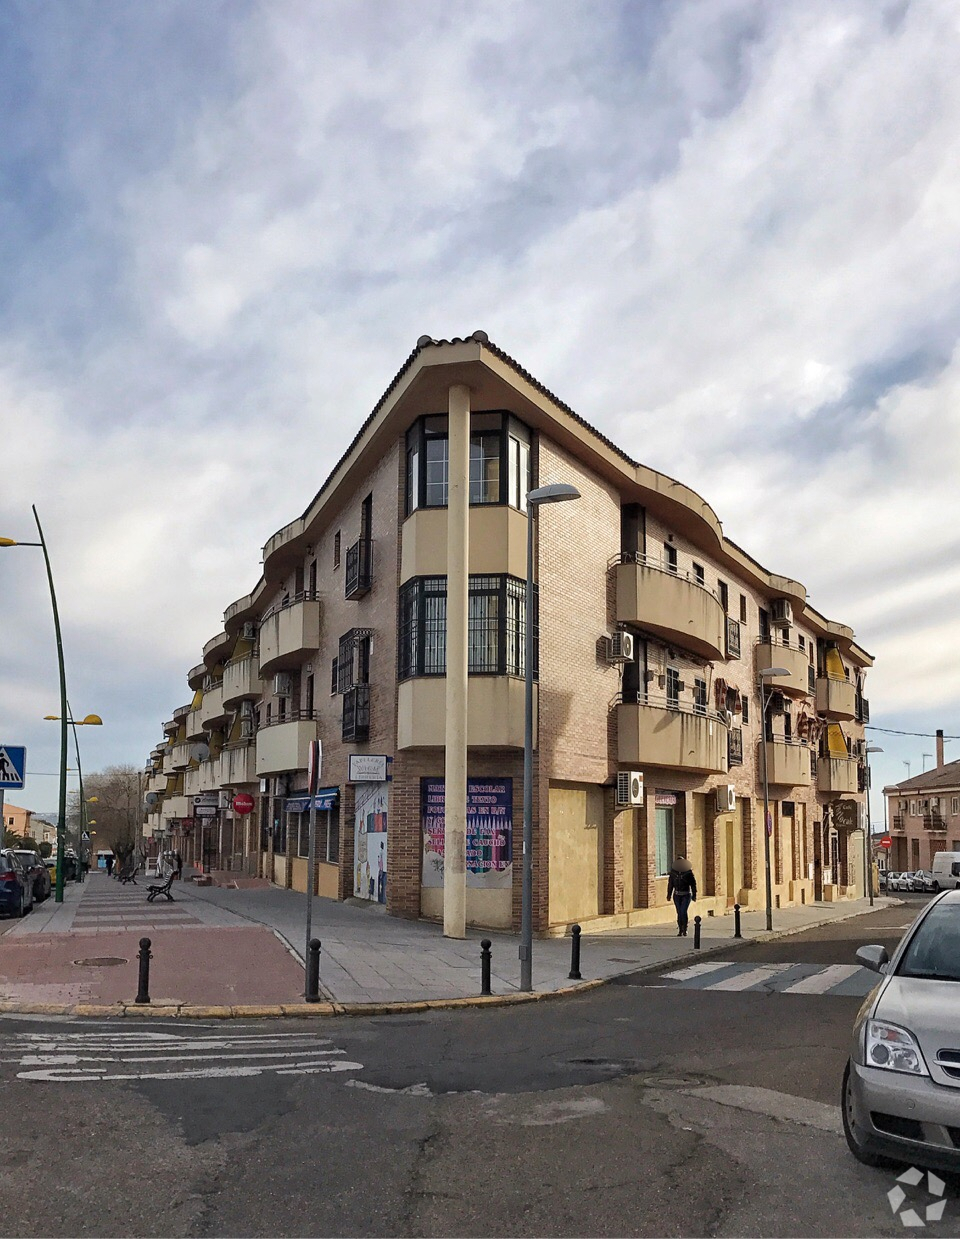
[667,867,697,900]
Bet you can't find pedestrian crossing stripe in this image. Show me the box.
[654,961,878,997]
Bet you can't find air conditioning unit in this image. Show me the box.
[716,785,736,813]
[273,672,292,697]
[616,770,644,808]
[771,598,793,626]
[607,632,635,663]
[241,622,257,641]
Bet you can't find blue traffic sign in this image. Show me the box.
[0,745,27,789]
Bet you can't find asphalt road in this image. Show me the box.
[2,895,957,1238]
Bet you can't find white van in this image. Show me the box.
[931,851,960,891]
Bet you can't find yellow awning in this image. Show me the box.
[826,723,848,758]
[825,646,846,679]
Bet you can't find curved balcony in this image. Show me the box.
[221,742,257,786]
[187,662,207,690]
[615,555,725,661]
[168,742,195,771]
[256,713,319,776]
[200,680,229,730]
[184,708,206,741]
[618,697,729,774]
[172,704,191,722]
[203,630,232,667]
[397,676,533,749]
[258,594,322,675]
[755,641,810,698]
[223,654,261,707]
[817,756,859,794]
[816,675,856,720]
[761,739,811,786]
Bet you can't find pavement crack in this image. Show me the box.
[398,1107,444,1239]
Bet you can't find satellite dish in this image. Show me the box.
[144,792,158,807]
[190,743,210,762]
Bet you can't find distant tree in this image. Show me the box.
[38,841,53,858]
[2,829,29,848]
[72,765,143,870]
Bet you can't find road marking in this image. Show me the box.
[780,963,863,994]
[660,962,733,981]
[5,1029,364,1083]
[705,964,794,991]
[644,1083,843,1134]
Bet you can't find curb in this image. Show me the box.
[0,900,900,1021]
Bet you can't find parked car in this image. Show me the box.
[894,871,917,893]
[910,870,937,894]
[879,871,895,891]
[843,889,960,1172]
[11,850,51,902]
[0,851,35,918]
[886,871,905,891]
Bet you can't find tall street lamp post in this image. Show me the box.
[44,711,102,875]
[1,507,71,901]
[759,666,791,933]
[521,483,580,993]
[864,745,883,907]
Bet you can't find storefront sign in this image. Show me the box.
[193,793,218,807]
[195,804,218,817]
[348,754,392,783]
[285,788,339,813]
[831,799,859,830]
[232,793,255,815]
[421,778,513,890]
[655,792,678,807]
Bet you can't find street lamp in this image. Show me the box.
[759,666,791,933]
[521,482,580,993]
[2,508,72,902]
[44,710,102,877]
[864,745,883,907]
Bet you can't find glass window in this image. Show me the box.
[666,667,680,708]
[398,575,533,679]
[897,902,960,981]
[468,576,501,670]
[694,678,707,714]
[507,426,530,511]
[424,436,449,507]
[655,806,674,877]
[693,562,704,586]
[664,544,677,573]
[406,441,420,513]
[470,431,501,504]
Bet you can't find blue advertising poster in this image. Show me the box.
[421,777,513,889]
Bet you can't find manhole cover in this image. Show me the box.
[73,957,128,967]
[640,1074,708,1089]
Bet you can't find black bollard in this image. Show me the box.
[734,903,742,939]
[480,939,492,996]
[568,923,582,980]
[693,916,702,950]
[306,938,321,1003]
[135,936,152,1005]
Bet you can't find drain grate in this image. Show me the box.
[73,957,128,967]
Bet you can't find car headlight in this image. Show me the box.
[864,1020,929,1076]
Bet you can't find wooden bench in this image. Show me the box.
[146,874,175,903]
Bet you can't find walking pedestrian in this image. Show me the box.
[667,856,697,937]
[173,850,183,880]
[104,853,114,877]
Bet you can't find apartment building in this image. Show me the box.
[142,333,873,932]
[883,731,960,872]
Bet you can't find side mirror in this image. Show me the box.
[856,944,889,974]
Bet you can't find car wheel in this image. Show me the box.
[18,890,27,918]
[842,1061,886,1168]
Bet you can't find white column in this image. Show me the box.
[444,383,470,938]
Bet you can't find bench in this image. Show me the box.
[146,874,175,903]
[119,864,139,885]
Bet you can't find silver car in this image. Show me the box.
[843,890,960,1171]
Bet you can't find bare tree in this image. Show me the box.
[75,764,143,871]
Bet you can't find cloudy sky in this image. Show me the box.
[2,0,958,820]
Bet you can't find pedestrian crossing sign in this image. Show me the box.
[0,745,26,789]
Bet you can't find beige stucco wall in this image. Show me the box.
[397,676,533,749]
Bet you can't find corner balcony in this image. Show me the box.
[615,555,725,661]
[203,630,232,667]
[258,594,322,675]
[618,697,729,775]
[816,676,856,720]
[184,708,205,741]
[817,756,859,794]
[762,739,812,786]
[199,680,229,730]
[255,713,319,776]
[223,654,260,707]
[168,742,195,771]
[221,742,257,786]
[755,641,810,698]
[187,662,207,691]
[398,677,533,749]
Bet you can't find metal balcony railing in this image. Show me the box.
[345,538,373,600]
[342,684,370,741]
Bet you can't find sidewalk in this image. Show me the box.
[0,871,901,1016]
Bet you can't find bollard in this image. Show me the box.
[693,916,702,950]
[480,939,492,996]
[734,903,742,939]
[306,938,321,1003]
[568,923,582,980]
[135,936,152,1005]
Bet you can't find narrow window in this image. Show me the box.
[305,673,314,718]
[361,493,373,541]
[666,667,680,708]
[330,657,339,696]
[759,608,770,642]
[739,594,747,623]
[693,678,707,714]
[334,531,341,569]
[741,696,749,725]
[693,562,705,586]
[469,415,501,504]
[664,544,678,574]
[718,580,729,613]
[308,559,317,594]
[507,423,531,512]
